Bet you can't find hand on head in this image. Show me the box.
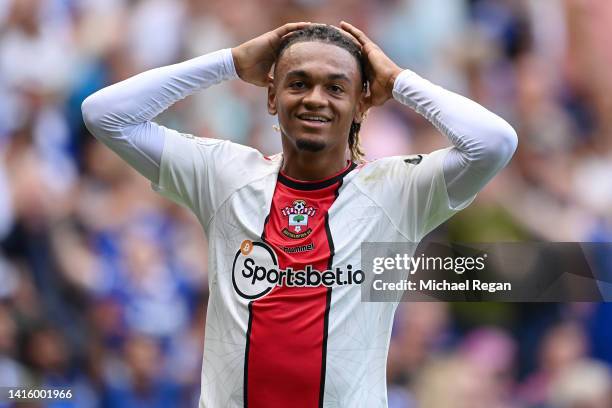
[338,21,403,110]
[231,22,311,87]
[232,21,403,111]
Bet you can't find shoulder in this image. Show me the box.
[160,130,282,192]
[353,150,447,181]
[165,131,280,167]
[348,149,452,203]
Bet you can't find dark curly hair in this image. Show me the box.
[275,24,367,162]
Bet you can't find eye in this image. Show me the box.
[329,84,344,94]
[289,81,306,89]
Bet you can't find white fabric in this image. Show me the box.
[82,48,517,207]
[82,47,518,408]
[150,135,461,406]
[392,69,517,207]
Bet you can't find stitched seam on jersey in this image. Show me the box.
[204,167,280,231]
[439,158,476,211]
[350,175,413,242]
[123,123,161,169]
[157,133,227,217]
[157,134,267,228]
[318,175,346,407]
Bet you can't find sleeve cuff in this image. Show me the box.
[391,69,425,102]
[221,48,239,81]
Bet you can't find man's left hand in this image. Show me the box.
[339,21,403,110]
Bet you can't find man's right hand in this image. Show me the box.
[231,22,310,87]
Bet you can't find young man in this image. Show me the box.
[82,22,517,408]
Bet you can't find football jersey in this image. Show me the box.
[82,45,516,408]
[153,129,473,408]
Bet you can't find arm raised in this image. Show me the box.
[340,21,518,208]
[81,49,237,183]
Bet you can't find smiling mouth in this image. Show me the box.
[296,114,332,127]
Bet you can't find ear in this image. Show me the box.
[267,74,277,115]
[353,84,369,124]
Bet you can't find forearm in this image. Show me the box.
[392,70,518,207]
[81,48,237,181]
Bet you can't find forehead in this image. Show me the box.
[275,41,361,82]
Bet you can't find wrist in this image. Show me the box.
[385,67,403,97]
[231,47,243,79]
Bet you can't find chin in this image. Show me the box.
[295,137,326,152]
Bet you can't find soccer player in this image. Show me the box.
[82,22,517,408]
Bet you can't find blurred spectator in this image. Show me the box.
[518,321,588,407]
[0,305,29,387]
[546,359,612,408]
[459,327,518,407]
[414,355,496,408]
[102,335,180,408]
[23,324,98,407]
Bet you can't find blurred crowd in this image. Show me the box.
[1,0,611,407]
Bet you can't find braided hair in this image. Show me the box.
[276,24,367,163]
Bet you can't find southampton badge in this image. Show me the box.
[281,199,317,239]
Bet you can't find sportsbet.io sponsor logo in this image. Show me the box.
[232,240,365,300]
[232,240,279,300]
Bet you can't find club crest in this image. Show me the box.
[281,199,317,239]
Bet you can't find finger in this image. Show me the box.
[333,24,361,48]
[339,21,371,45]
[278,23,310,44]
[340,21,369,45]
[274,22,311,38]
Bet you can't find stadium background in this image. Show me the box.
[1,0,612,406]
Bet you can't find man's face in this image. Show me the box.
[268,41,365,155]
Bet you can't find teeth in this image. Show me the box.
[299,115,329,122]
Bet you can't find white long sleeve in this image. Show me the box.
[81,48,237,183]
[82,49,517,207]
[392,69,518,207]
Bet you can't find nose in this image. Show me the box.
[302,85,328,109]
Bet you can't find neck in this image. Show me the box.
[280,138,349,181]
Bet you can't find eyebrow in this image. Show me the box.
[285,70,352,83]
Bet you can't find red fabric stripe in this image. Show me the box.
[246,180,339,408]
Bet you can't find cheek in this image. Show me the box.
[276,95,299,119]
[277,103,292,122]
[335,102,358,125]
